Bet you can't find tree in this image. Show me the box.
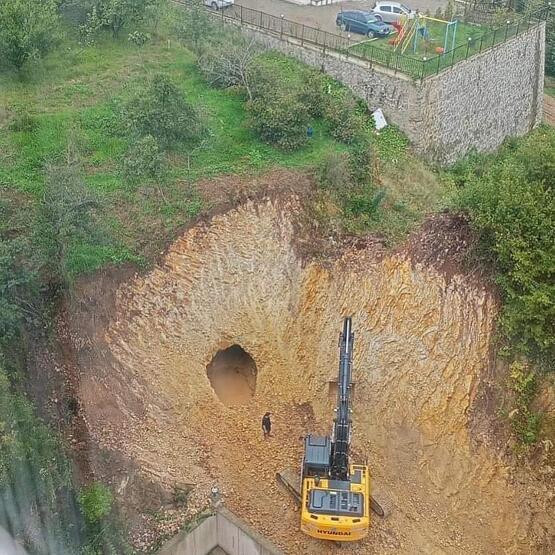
[174,0,215,57]
[122,134,166,183]
[83,0,160,39]
[123,73,204,147]
[198,33,263,100]
[456,128,555,366]
[247,89,309,151]
[444,0,455,22]
[37,143,102,285]
[0,0,61,71]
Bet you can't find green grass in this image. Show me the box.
[1,38,348,192]
[0,35,361,275]
[1,26,451,275]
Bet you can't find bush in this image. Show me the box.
[0,358,80,552]
[299,71,330,119]
[123,73,204,148]
[79,483,113,524]
[324,91,367,144]
[349,136,374,184]
[122,135,166,183]
[508,361,540,446]
[128,30,150,47]
[247,91,309,151]
[455,127,555,366]
[37,146,104,286]
[78,481,131,554]
[345,185,385,219]
[0,0,61,71]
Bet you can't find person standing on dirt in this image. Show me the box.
[262,412,272,438]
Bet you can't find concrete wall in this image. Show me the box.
[232,19,545,165]
[216,508,282,555]
[157,514,218,555]
[157,508,283,555]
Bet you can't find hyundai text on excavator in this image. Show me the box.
[277,317,389,542]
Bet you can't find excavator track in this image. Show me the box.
[276,470,301,505]
[370,487,392,518]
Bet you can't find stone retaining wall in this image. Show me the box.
[238,21,545,164]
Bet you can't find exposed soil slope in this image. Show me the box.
[67,184,553,553]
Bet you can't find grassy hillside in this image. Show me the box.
[0,31,449,278]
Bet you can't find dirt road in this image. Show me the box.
[237,0,448,34]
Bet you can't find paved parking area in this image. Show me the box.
[236,0,448,34]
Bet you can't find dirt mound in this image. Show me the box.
[67,193,553,553]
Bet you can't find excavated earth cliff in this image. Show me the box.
[62,173,554,554]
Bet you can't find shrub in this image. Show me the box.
[128,30,150,47]
[81,0,160,40]
[345,185,385,218]
[247,91,309,151]
[123,73,204,148]
[0,0,61,71]
[0,358,85,553]
[8,112,39,133]
[349,136,374,184]
[122,135,166,183]
[299,71,330,119]
[79,483,113,524]
[324,91,367,144]
[508,361,540,446]
[455,128,555,366]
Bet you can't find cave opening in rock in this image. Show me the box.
[206,344,257,406]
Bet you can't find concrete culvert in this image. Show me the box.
[206,344,257,406]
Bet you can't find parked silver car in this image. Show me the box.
[371,2,415,24]
[204,0,234,9]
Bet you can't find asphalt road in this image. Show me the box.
[236,0,448,34]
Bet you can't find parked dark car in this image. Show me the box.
[336,10,393,38]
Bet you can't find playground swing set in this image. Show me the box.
[388,13,458,57]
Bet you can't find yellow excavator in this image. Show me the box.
[277,317,389,542]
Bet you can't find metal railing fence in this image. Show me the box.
[171,0,550,80]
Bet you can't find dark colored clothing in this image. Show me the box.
[262,415,271,432]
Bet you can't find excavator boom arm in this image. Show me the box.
[330,317,354,481]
